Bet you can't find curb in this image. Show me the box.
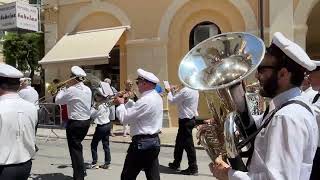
[36,135,204,150]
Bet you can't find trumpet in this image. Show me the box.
[93,90,132,108]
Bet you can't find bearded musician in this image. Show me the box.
[210,32,318,180]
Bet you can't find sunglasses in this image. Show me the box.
[135,78,145,85]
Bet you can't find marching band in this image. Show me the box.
[1,31,320,180]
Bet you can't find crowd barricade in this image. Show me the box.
[38,103,64,141]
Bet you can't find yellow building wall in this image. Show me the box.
[43,0,266,127]
[75,12,122,32]
[166,0,247,126]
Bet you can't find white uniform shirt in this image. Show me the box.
[167,87,199,119]
[55,82,92,120]
[229,87,318,180]
[116,89,163,136]
[301,87,318,103]
[0,93,38,165]
[302,87,320,147]
[18,86,39,109]
[100,81,113,96]
[91,104,110,125]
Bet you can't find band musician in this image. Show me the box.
[121,80,138,136]
[0,64,38,180]
[55,66,92,180]
[115,68,163,180]
[210,32,318,180]
[166,83,199,175]
[302,60,320,180]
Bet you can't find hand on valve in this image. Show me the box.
[209,155,230,180]
[114,96,125,105]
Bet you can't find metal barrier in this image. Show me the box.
[38,103,63,141]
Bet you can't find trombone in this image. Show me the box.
[38,77,85,103]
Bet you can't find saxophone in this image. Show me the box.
[178,32,265,170]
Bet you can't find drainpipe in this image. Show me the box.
[259,0,264,41]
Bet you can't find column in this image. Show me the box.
[294,24,308,50]
[269,0,294,40]
[126,38,170,127]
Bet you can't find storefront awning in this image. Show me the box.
[39,26,129,65]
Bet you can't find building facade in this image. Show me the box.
[41,0,320,127]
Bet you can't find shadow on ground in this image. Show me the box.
[159,164,181,175]
[29,173,72,180]
[159,164,214,177]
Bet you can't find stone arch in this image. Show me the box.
[65,1,131,33]
[294,0,320,50]
[294,0,320,25]
[158,0,258,41]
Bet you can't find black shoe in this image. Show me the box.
[168,162,180,171]
[180,168,198,176]
[86,163,99,169]
[100,164,111,169]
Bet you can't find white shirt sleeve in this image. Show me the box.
[55,88,72,105]
[116,101,148,125]
[90,106,99,119]
[167,90,185,104]
[228,114,308,180]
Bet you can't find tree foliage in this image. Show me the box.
[3,32,44,79]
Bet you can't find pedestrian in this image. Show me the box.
[210,32,318,180]
[303,59,320,180]
[0,64,38,180]
[55,66,92,180]
[87,87,112,170]
[166,84,199,175]
[115,68,163,180]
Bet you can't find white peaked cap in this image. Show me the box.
[104,78,111,84]
[310,59,320,67]
[71,66,86,77]
[100,81,113,96]
[137,68,159,84]
[0,63,23,78]
[96,87,108,97]
[20,77,31,81]
[271,32,316,71]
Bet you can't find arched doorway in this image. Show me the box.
[189,21,221,50]
[306,2,320,59]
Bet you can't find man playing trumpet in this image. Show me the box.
[166,83,199,175]
[87,87,112,170]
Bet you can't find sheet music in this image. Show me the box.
[163,80,170,89]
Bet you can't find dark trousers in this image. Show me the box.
[173,117,197,170]
[0,160,32,180]
[121,135,160,180]
[91,123,111,165]
[66,119,91,180]
[310,147,320,180]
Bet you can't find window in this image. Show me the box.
[189,21,221,49]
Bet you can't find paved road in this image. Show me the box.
[29,137,216,180]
